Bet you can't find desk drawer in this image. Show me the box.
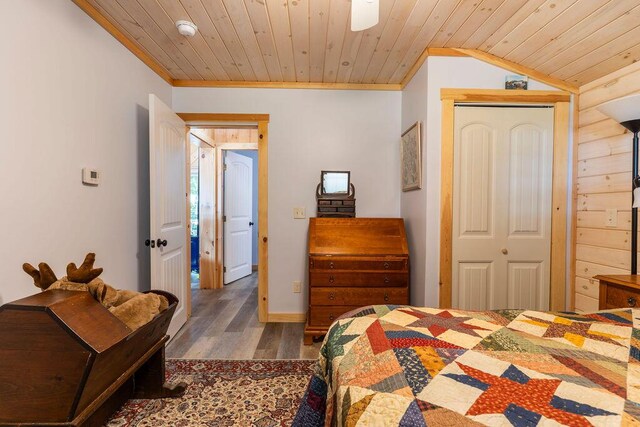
[309,272,407,287]
[311,287,408,306]
[310,257,407,271]
[308,306,361,327]
[605,284,640,308]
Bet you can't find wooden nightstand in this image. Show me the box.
[595,275,640,310]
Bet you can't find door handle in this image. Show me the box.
[156,239,168,247]
[249,222,254,226]
[501,248,508,255]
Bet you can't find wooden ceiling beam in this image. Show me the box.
[72,0,173,85]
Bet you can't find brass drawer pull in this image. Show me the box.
[384,276,390,284]
[329,262,334,269]
[328,292,335,300]
[329,314,335,321]
[384,292,389,302]
[384,262,390,269]
[329,275,335,284]
[628,297,637,307]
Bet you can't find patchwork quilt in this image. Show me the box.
[293,305,640,426]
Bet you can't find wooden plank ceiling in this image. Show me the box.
[76,0,640,88]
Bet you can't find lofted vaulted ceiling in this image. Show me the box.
[74,0,640,89]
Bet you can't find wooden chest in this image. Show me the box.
[0,290,184,426]
[596,275,640,310]
[304,217,409,344]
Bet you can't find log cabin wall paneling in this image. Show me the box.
[574,61,640,311]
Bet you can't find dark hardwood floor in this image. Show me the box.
[166,272,321,360]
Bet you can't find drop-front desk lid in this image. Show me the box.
[308,217,408,256]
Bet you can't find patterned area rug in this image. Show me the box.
[107,359,315,427]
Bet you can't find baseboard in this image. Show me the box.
[252,264,258,271]
[267,313,306,322]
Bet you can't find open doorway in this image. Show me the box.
[180,113,269,323]
[188,126,259,291]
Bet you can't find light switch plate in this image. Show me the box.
[606,208,617,227]
[292,281,302,293]
[293,207,305,219]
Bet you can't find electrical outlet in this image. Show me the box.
[293,207,306,219]
[606,208,617,227]
[292,280,302,293]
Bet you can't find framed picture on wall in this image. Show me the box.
[400,121,422,192]
[505,74,528,90]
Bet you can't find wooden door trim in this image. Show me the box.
[181,113,269,323]
[178,113,270,123]
[441,89,570,103]
[439,89,571,311]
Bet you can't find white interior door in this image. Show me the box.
[149,94,188,338]
[224,151,253,284]
[452,106,554,311]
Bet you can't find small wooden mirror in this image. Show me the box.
[321,171,350,195]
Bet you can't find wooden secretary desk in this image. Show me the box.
[304,217,410,344]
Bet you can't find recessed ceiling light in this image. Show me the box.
[176,20,197,37]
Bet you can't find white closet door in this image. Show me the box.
[453,106,553,311]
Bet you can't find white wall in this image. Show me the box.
[173,88,401,313]
[401,63,429,306]
[401,56,557,306]
[0,0,172,305]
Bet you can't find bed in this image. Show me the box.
[293,305,640,426]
